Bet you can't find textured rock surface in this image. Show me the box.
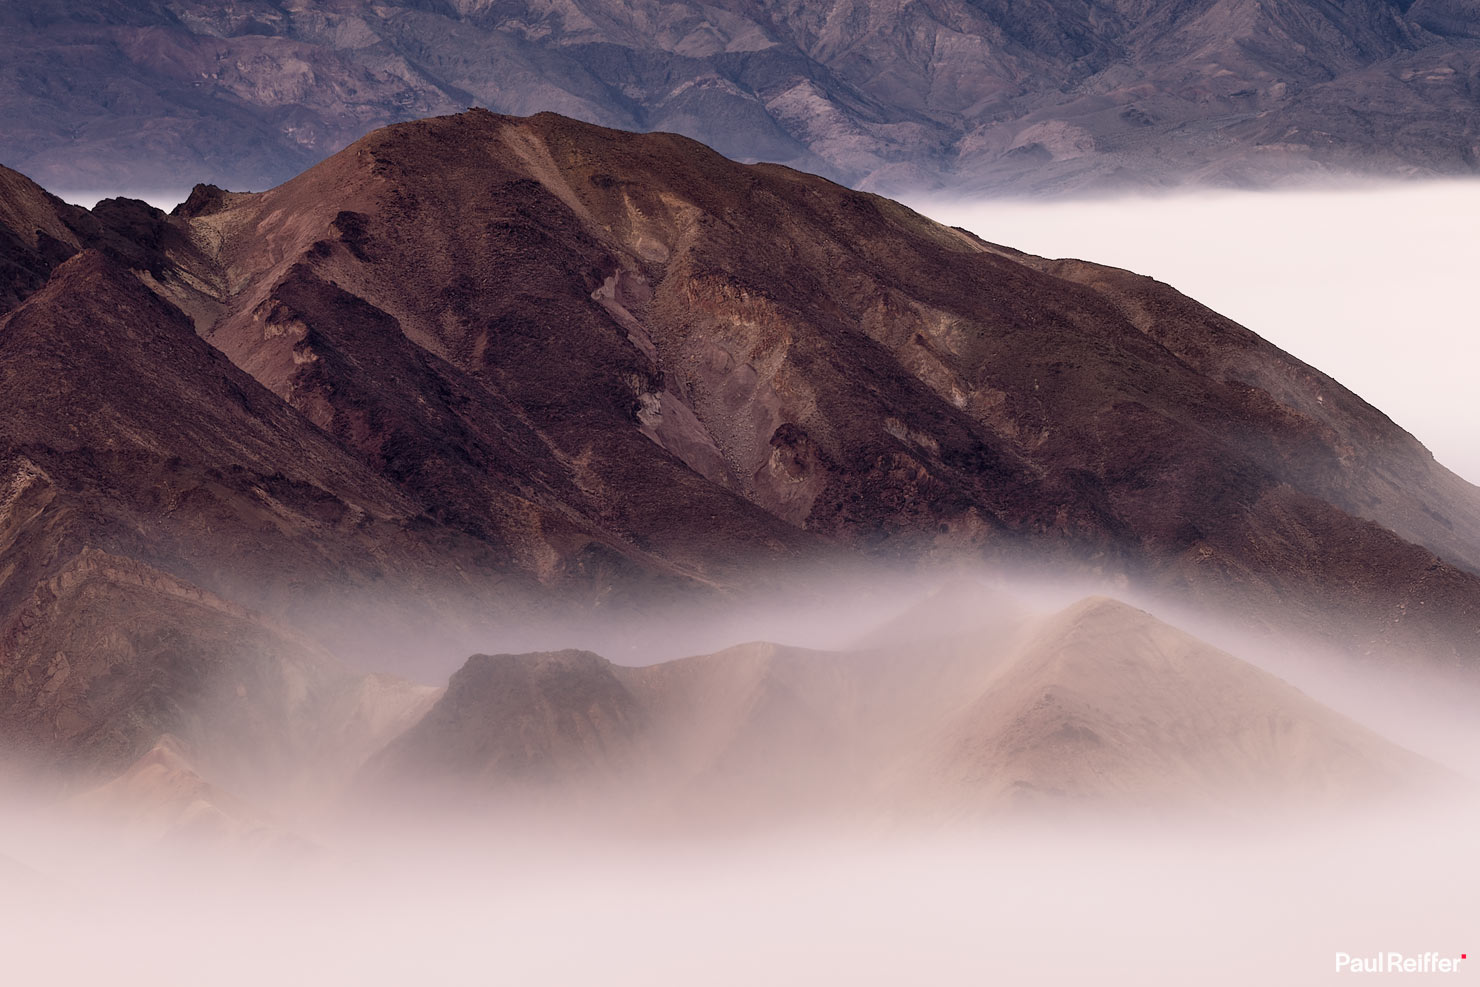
[3,0,1480,195]
[3,110,1479,783]
[160,109,1480,665]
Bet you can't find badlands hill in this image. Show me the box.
[922,596,1437,808]
[0,109,1477,786]
[366,594,1443,817]
[4,0,1480,194]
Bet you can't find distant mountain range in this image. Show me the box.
[4,0,1480,195]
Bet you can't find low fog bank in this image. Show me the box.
[6,564,1477,827]
[3,806,1478,986]
[396,563,1480,787]
[4,565,1479,984]
[906,179,1480,486]
[288,559,1108,681]
[51,560,1477,817]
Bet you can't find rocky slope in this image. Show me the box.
[167,109,1480,666]
[3,0,1479,195]
[2,109,1479,786]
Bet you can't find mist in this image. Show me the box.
[4,796,1476,985]
[3,563,1478,985]
[906,180,1480,486]
[10,174,1480,985]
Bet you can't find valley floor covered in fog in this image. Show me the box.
[3,572,1477,985]
[4,808,1476,986]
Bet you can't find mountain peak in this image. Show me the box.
[366,648,648,798]
[929,595,1446,809]
[173,183,233,219]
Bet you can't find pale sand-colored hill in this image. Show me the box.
[70,735,301,850]
[367,592,1443,820]
[914,597,1443,811]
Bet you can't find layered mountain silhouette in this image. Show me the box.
[365,593,1443,818]
[1,109,1478,789]
[4,0,1480,195]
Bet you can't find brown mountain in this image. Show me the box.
[0,249,489,785]
[366,594,1442,817]
[2,109,1479,782]
[0,166,188,314]
[163,109,1480,665]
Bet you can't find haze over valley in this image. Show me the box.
[3,11,1479,977]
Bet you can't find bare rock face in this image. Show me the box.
[0,166,89,314]
[0,246,548,666]
[3,1,1480,195]
[154,109,1478,667]
[0,166,194,317]
[1,109,1478,787]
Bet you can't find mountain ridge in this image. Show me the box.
[2,109,1479,786]
[3,0,1480,195]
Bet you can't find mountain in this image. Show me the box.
[70,735,299,849]
[169,109,1480,665]
[3,0,1479,195]
[368,649,649,803]
[0,166,186,314]
[3,109,1479,783]
[922,597,1440,808]
[366,595,1443,818]
[363,639,921,817]
[0,251,462,785]
[0,241,544,669]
